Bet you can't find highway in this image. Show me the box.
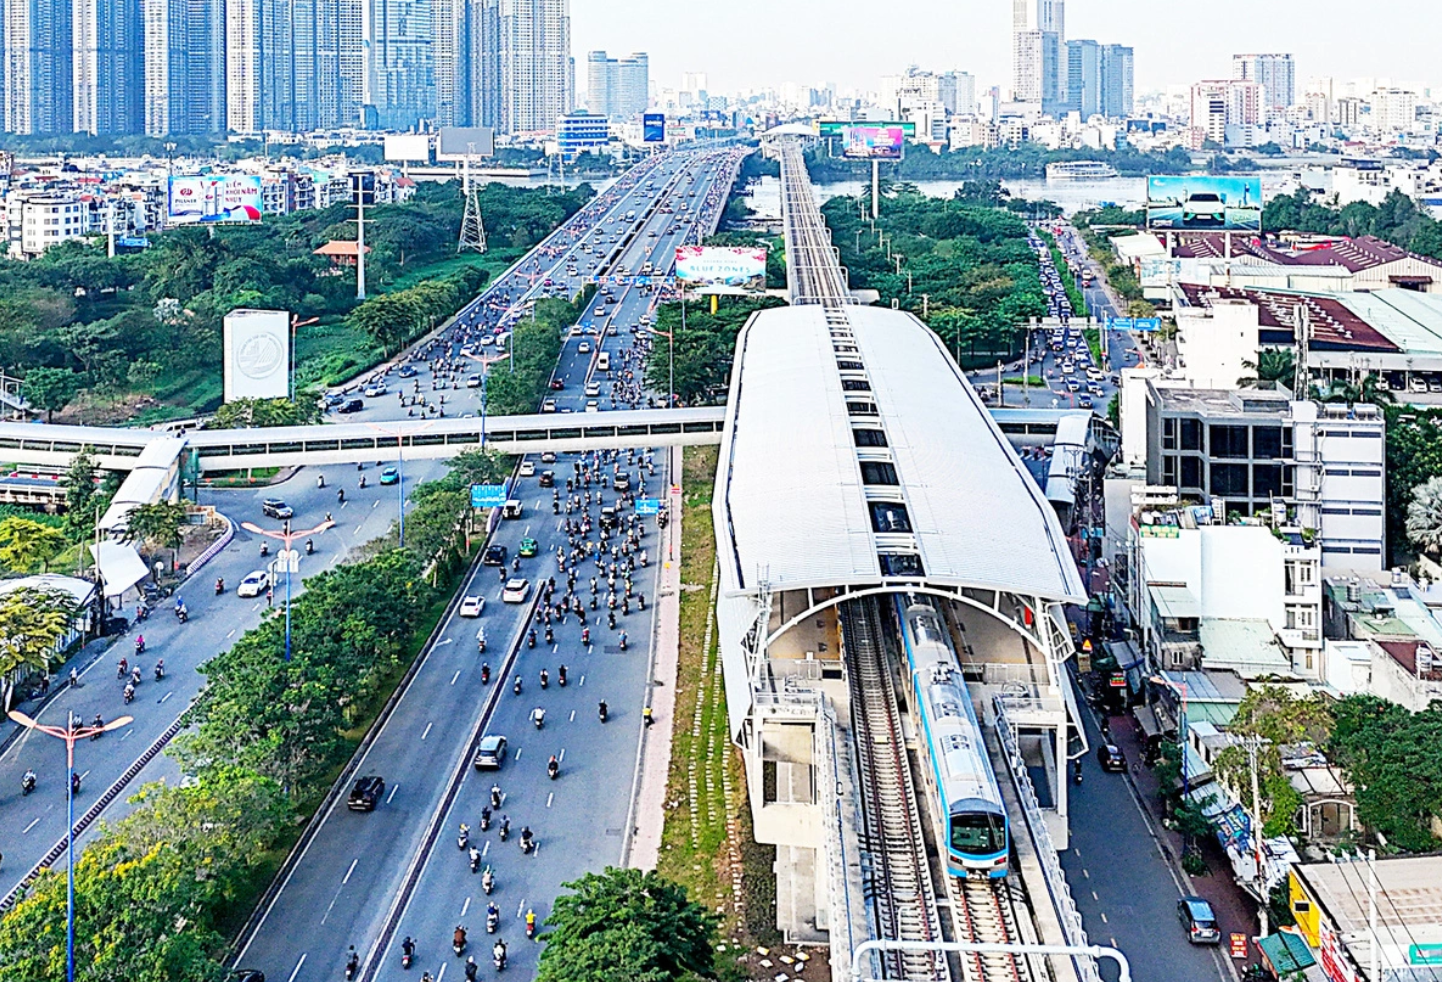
[230,148,743,982]
[0,146,743,922]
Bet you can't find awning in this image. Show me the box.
[1257,931,1316,975]
[89,541,151,598]
[1134,703,1163,740]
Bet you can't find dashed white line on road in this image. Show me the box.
[578,675,584,687]
[569,710,575,722]
[343,858,358,885]
[387,783,399,803]
[461,897,471,917]
[546,792,553,808]
[421,722,434,741]
[437,638,454,646]
[286,954,306,982]
[514,748,522,760]
[451,671,461,685]
[1100,911,1108,924]
[226,629,236,639]
[22,817,39,834]
[372,501,379,509]
[1092,891,1098,900]
[160,691,172,703]
[482,841,490,857]
[120,729,134,740]
[516,900,526,918]
[436,964,447,982]
[558,748,565,763]
[1082,868,1089,878]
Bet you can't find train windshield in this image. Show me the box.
[950,813,1005,857]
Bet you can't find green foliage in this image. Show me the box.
[209,396,321,428]
[1383,406,1442,560]
[0,516,69,572]
[122,500,189,557]
[645,297,786,405]
[803,141,1193,182]
[1330,695,1442,852]
[0,587,77,679]
[536,867,718,982]
[478,297,577,415]
[21,366,81,420]
[1263,187,1442,260]
[1211,687,1334,839]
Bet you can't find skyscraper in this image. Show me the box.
[1099,44,1133,118]
[143,0,225,135]
[1065,39,1098,117]
[4,0,74,134]
[433,0,466,126]
[369,0,434,129]
[1232,53,1294,113]
[467,0,502,128]
[74,0,145,133]
[1012,0,1064,111]
[226,0,364,135]
[585,50,646,120]
[499,0,569,135]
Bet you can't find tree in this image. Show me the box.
[21,367,82,421]
[63,446,100,532]
[1405,476,1442,556]
[1331,695,1442,852]
[0,517,69,573]
[122,501,189,573]
[1238,348,1296,389]
[536,867,717,982]
[210,396,321,428]
[0,587,78,706]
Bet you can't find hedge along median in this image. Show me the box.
[0,453,496,982]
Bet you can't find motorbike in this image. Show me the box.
[261,542,271,557]
[71,773,81,795]
[470,848,482,873]
[525,916,536,941]
[458,825,470,850]
[175,605,188,624]
[135,637,145,655]
[547,758,559,780]
[598,702,608,723]
[345,952,360,981]
[539,669,549,690]
[478,636,486,654]
[453,937,467,957]
[557,665,567,687]
[527,630,536,649]
[21,773,36,796]
[482,869,494,895]
[486,907,499,934]
[480,664,491,685]
[317,474,326,489]
[493,943,507,970]
[490,786,502,809]
[401,938,415,969]
[306,539,315,555]
[154,662,164,681]
[513,676,523,695]
[499,820,510,842]
[619,633,628,652]
[480,807,492,831]
[520,832,535,855]
[123,684,134,704]
[532,709,545,730]
[214,578,225,595]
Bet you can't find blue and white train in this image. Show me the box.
[895,597,1010,879]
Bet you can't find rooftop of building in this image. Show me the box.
[1153,384,1295,418]
[1293,855,1442,957]
[1172,233,1442,275]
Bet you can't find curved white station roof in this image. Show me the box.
[716,305,1085,605]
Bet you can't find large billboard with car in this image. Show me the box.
[167,175,264,224]
[1146,176,1262,232]
[842,126,906,160]
[675,246,766,293]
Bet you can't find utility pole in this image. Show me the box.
[871,158,880,219]
[1368,848,1378,982]
[1249,737,1270,936]
[458,144,488,254]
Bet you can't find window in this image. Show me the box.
[1210,424,1250,459]
[837,360,864,371]
[1180,456,1202,489]
[868,502,912,533]
[1180,418,1202,451]
[1253,464,1282,499]
[841,378,871,392]
[1163,418,1178,451]
[846,401,878,416]
[853,429,888,448]
[1162,455,1178,486]
[860,461,899,485]
[1212,462,1250,497]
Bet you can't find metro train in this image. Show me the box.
[895,597,1010,879]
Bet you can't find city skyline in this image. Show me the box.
[571,0,1439,96]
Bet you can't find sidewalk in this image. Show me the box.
[624,443,684,870]
[1100,704,1260,972]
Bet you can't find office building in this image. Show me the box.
[1232,53,1295,112]
[226,0,364,134]
[1065,39,1098,117]
[499,0,570,135]
[369,0,435,129]
[466,0,502,129]
[4,0,75,134]
[1099,44,1133,117]
[433,0,466,126]
[556,109,607,158]
[143,0,225,135]
[1012,0,1064,111]
[585,50,646,120]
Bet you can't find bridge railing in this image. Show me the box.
[993,696,1103,982]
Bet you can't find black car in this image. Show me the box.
[483,544,508,567]
[1097,744,1127,772]
[228,972,266,982]
[337,398,364,414]
[538,470,555,488]
[613,473,631,493]
[347,775,385,812]
[262,498,293,520]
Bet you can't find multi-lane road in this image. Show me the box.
[0,145,744,970]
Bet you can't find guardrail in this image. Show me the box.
[992,696,1102,982]
[183,512,235,578]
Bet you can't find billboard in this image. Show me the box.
[223,309,290,402]
[643,113,666,143]
[842,126,906,160]
[384,134,432,162]
[675,246,766,293]
[167,175,263,224]
[1146,176,1262,232]
[817,119,916,138]
[436,127,495,159]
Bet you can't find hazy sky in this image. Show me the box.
[572,0,1437,97]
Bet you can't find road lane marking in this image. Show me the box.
[160,691,172,703]
[461,897,471,917]
[1091,891,1098,900]
[436,638,454,646]
[387,783,399,803]
[226,629,236,639]
[546,792,553,808]
[514,748,522,760]
[436,965,447,982]
[421,722,434,741]
[558,748,565,763]
[516,900,526,917]
[579,675,584,687]
[482,841,490,857]
[22,817,39,833]
[372,501,379,508]
[343,857,358,885]
[1100,911,1108,924]
[451,671,461,686]
[569,710,575,722]
[286,954,306,982]
[1082,868,1089,878]
[120,729,134,741]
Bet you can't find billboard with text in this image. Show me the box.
[1146,176,1262,232]
[167,175,263,224]
[675,246,766,292]
[842,126,905,160]
[643,113,666,142]
[817,120,916,138]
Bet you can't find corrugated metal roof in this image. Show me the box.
[718,305,1084,603]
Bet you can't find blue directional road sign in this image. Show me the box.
[635,497,661,516]
[470,482,509,508]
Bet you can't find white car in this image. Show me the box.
[466,374,482,388]
[479,335,494,347]
[519,460,535,477]
[501,578,531,603]
[542,399,557,413]
[585,400,599,413]
[236,570,270,598]
[584,382,601,397]
[569,326,583,337]
[459,595,485,618]
[578,341,592,354]
[363,383,387,398]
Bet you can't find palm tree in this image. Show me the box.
[893,181,922,196]
[0,516,69,573]
[1237,348,1297,389]
[1323,372,1397,406]
[0,586,78,709]
[1406,476,1442,556]
[123,500,190,578]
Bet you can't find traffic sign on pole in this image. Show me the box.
[635,497,661,516]
[277,549,300,573]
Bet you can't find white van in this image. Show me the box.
[596,352,610,372]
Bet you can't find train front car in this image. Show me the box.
[898,599,1010,879]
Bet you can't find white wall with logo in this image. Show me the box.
[223,309,290,401]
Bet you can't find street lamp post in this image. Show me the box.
[475,351,509,449]
[365,421,436,547]
[240,519,336,661]
[8,709,132,982]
